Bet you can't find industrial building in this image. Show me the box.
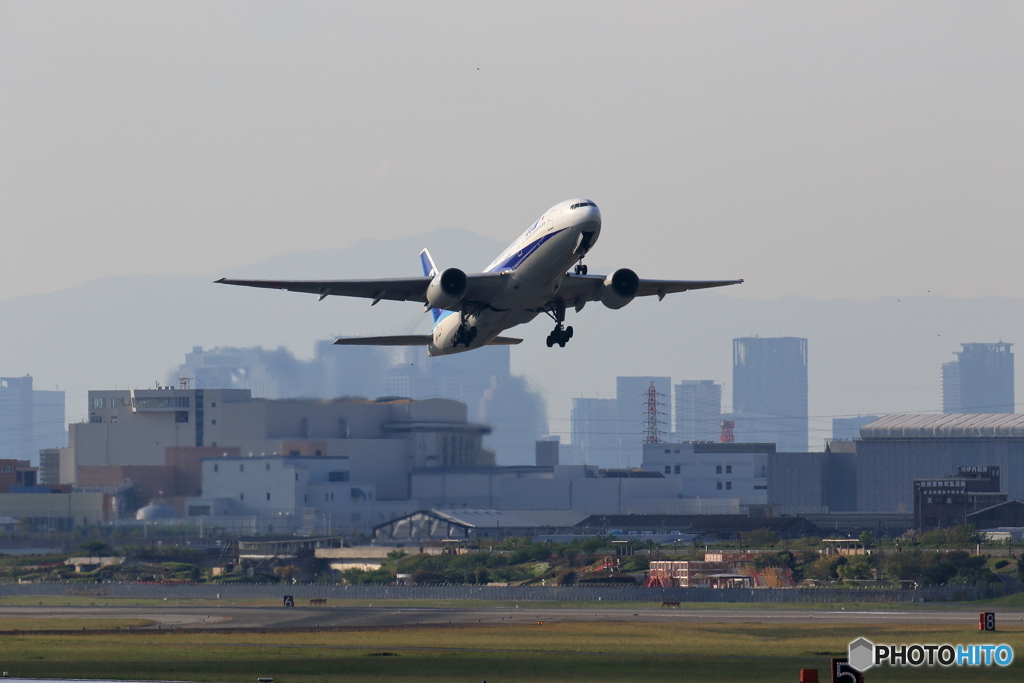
[856,413,1024,513]
[732,337,808,452]
[184,455,411,536]
[941,343,1014,414]
[172,343,548,465]
[68,388,490,501]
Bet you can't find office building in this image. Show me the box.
[942,343,1014,414]
[732,337,808,452]
[674,380,722,442]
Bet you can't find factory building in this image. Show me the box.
[185,455,413,536]
[67,388,490,501]
[855,414,1024,513]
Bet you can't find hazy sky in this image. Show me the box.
[3,2,1022,303]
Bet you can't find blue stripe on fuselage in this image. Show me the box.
[485,228,568,273]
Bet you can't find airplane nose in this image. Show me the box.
[575,205,601,235]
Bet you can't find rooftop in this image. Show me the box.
[860,414,1024,439]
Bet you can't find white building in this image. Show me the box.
[186,455,412,535]
[642,442,770,507]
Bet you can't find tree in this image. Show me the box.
[837,555,875,581]
[78,540,112,555]
[273,565,301,583]
[740,528,779,547]
[858,531,874,549]
[806,555,846,581]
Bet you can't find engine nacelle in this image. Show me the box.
[425,267,468,309]
[599,268,640,309]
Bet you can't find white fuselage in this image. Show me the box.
[428,199,602,355]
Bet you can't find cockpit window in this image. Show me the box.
[570,201,596,210]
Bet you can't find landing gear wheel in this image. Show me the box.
[566,326,573,338]
[574,264,589,275]
[558,339,567,348]
[546,335,554,348]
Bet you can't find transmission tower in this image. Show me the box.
[643,381,668,444]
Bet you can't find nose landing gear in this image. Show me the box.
[574,263,588,275]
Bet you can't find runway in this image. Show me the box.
[1,604,1020,630]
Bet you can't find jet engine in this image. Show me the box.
[425,267,468,309]
[599,268,640,309]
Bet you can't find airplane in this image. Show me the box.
[216,199,743,355]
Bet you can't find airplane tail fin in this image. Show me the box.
[419,249,444,325]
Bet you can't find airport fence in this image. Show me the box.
[0,582,1009,603]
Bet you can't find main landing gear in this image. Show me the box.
[546,324,573,348]
[452,325,477,347]
[451,309,478,347]
[544,300,573,348]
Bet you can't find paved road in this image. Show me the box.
[2,604,1023,630]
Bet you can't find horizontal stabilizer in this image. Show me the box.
[333,335,432,346]
[333,335,523,346]
[487,336,524,345]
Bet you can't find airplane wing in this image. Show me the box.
[215,273,507,307]
[556,273,744,306]
[333,335,522,346]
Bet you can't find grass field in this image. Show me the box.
[0,621,1021,682]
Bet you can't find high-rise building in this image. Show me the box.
[616,377,671,467]
[674,380,722,442]
[0,376,66,464]
[569,397,618,468]
[942,343,1014,414]
[732,337,808,452]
